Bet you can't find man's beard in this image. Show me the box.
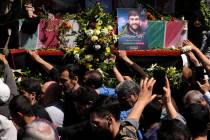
[129,25,140,34]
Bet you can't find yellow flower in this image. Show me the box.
[95,24,102,30]
[91,36,98,42]
[106,47,111,53]
[73,47,80,54]
[97,20,103,25]
[86,63,93,69]
[85,54,93,62]
[107,25,113,31]
[94,29,101,35]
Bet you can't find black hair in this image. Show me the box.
[84,70,103,89]
[184,103,209,138]
[72,86,99,105]
[142,99,162,129]
[19,78,42,100]
[9,95,34,117]
[157,119,189,140]
[128,9,140,18]
[59,64,85,83]
[90,95,121,121]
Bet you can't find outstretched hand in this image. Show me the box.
[197,79,210,93]
[183,40,197,50]
[0,54,8,64]
[163,76,172,104]
[138,77,157,106]
[118,50,128,60]
[25,4,37,18]
[28,50,41,62]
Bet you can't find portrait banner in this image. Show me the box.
[117,8,148,50]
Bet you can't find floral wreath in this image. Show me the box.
[59,2,118,79]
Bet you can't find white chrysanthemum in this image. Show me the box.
[101,28,108,36]
[86,29,94,37]
[94,45,101,50]
[74,54,80,60]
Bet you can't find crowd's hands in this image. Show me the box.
[25,4,37,18]
[186,51,200,66]
[127,77,156,120]
[28,50,41,62]
[138,77,157,106]
[182,40,198,52]
[162,77,172,104]
[118,50,132,64]
[197,79,210,94]
[0,54,8,64]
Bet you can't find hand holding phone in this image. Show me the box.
[152,69,166,95]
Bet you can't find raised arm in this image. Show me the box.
[118,50,147,78]
[0,54,18,98]
[28,50,54,74]
[186,51,201,66]
[113,66,125,82]
[127,77,156,120]
[183,40,210,71]
[162,77,177,119]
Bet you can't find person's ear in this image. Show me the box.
[17,112,24,118]
[86,101,93,109]
[106,114,112,127]
[31,92,36,100]
[74,76,79,82]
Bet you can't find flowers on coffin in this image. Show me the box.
[61,19,80,48]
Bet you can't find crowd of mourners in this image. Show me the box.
[0,39,209,140]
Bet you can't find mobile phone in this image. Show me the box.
[195,66,205,83]
[152,69,166,95]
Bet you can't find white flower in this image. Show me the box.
[91,36,98,42]
[74,54,80,60]
[85,29,94,37]
[101,28,108,36]
[104,59,109,64]
[94,45,101,50]
[181,45,192,53]
[85,55,93,62]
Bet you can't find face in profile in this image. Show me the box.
[90,112,113,139]
[128,15,140,30]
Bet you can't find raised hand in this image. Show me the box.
[138,77,157,106]
[197,79,210,93]
[163,76,171,104]
[25,4,37,18]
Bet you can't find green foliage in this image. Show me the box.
[200,0,210,28]
[146,64,182,88]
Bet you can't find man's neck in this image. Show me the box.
[113,121,121,138]
[73,83,80,92]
